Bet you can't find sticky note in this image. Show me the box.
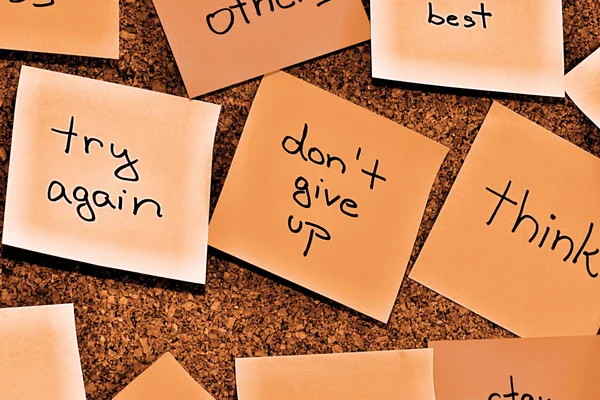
[209,71,447,322]
[0,0,119,58]
[410,102,600,337]
[150,0,370,97]
[430,336,600,400]
[0,304,86,400]
[235,349,436,400]
[371,0,564,96]
[3,66,221,284]
[114,353,214,400]
[566,47,600,129]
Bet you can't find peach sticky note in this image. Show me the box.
[0,0,119,58]
[114,353,214,400]
[150,0,370,97]
[371,0,564,96]
[0,304,86,400]
[410,102,600,337]
[209,71,447,322]
[566,48,600,129]
[235,349,436,400]
[430,336,600,400]
[3,66,221,284]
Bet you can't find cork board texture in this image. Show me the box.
[0,0,598,398]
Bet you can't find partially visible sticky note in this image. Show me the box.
[3,66,221,284]
[114,353,214,400]
[209,71,448,322]
[566,48,600,129]
[430,336,600,400]
[235,349,435,400]
[0,304,86,400]
[410,102,600,337]
[371,0,564,96]
[150,0,370,97]
[0,0,119,58]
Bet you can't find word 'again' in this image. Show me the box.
[485,180,598,278]
[206,0,333,35]
[489,376,551,400]
[428,2,493,29]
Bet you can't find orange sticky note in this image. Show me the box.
[0,0,119,58]
[3,66,221,284]
[209,71,447,322]
[371,0,564,96]
[566,48,600,129]
[235,349,436,400]
[0,304,86,400]
[410,102,600,337]
[430,336,600,400]
[150,0,370,97]
[114,353,214,400]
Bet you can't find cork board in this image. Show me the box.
[0,0,598,398]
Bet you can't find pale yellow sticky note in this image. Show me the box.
[0,0,119,58]
[0,304,86,400]
[209,71,448,322]
[566,48,600,129]
[430,336,600,400]
[3,66,221,284]
[410,102,600,337]
[235,349,436,400]
[114,353,214,400]
[371,0,564,96]
[151,0,370,97]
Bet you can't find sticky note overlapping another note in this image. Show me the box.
[3,66,221,284]
[209,71,447,322]
[410,102,600,337]
[0,0,119,58]
[430,336,600,400]
[0,304,86,400]
[235,349,436,400]
[566,47,600,129]
[371,0,564,96]
[150,0,370,97]
[114,353,214,400]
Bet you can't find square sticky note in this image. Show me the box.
[0,0,119,58]
[151,0,370,97]
[3,66,221,284]
[371,0,564,96]
[566,47,600,129]
[0,304,86,400]
[410,102,600,337]
[430,336,600,400]
[235,349,435,400]
[114,353,214,400]
[209,71,447,322]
